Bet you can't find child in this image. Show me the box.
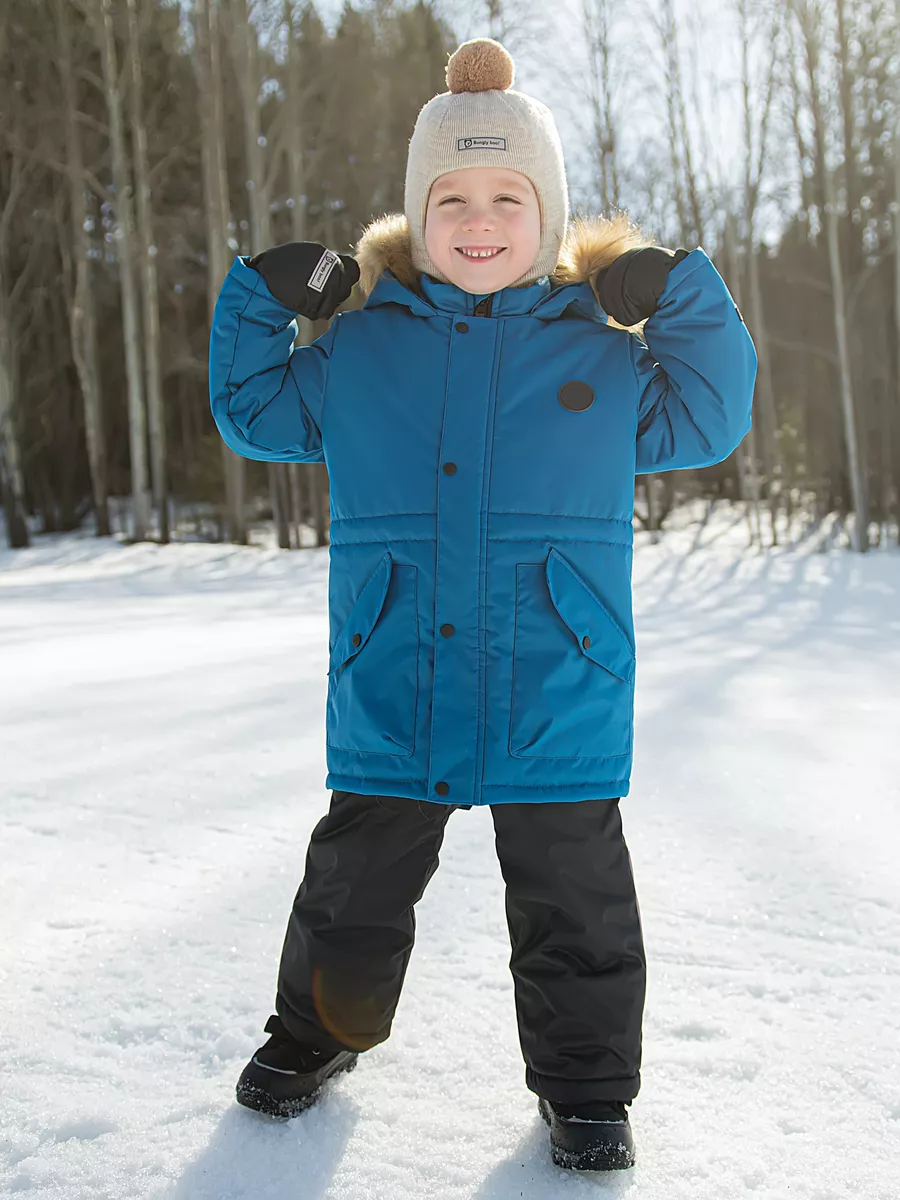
[209,38,757,1172]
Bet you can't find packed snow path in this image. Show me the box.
[2,507,899,1199]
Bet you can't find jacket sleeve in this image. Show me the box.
[209,256,340,463]
[630,248,757,475]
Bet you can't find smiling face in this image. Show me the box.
[423,167,542,293]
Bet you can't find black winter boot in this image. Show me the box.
[538,1097,636,1171]
[235,1015,358,1118]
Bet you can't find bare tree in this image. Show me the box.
[724,211,763,548]
[126,0,168,542]
[0,10,42,549]
[652,0,705,246]
[229,0,293,549]
[892,109,900,536]
[789,0,868,549]
[54,0,110,538]
[0,251,30,548]
[581,0,620,212]
[639,0,709,540]
[739,0,784,544]
[194,0,247,544]
[96,0,150,541]
[824,164,868,550]
[284,0,327,549]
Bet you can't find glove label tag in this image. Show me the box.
[308,249,340,293]
[457,136,508,151]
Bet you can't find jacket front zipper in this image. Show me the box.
[474,295,494,317]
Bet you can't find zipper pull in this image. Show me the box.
[474,295,494,317]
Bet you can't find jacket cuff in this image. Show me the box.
[227,255,298,316]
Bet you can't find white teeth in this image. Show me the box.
[459,248,503,259]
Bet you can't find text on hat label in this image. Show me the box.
[457,136,508,151]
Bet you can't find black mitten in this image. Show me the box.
[593,246,690,326]
[248,242,360,321]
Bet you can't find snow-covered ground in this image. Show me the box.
[2,503,899,1199]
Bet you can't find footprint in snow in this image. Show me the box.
[670,1021,723,1041]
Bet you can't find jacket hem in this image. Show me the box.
[482,780,630,802]
[325,773,428,802]
[324,773,630,805]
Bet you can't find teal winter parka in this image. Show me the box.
[209,214,757,806]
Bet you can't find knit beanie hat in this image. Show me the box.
[404,38,569,288]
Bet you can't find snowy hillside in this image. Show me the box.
[2,504,899,1199]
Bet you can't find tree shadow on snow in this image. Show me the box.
[471,1116,635,1200]
[164,1094,359,1200]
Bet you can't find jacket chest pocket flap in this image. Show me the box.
[327,551,419,757]
[510,547,634,760]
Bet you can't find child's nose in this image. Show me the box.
[462,210,497,230]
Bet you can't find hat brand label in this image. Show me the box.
[458,136,508,151]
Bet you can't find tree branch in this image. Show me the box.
[75,110,111,139]
[4,134,115,208]
[147,144,191,187]
[766,334,838,366]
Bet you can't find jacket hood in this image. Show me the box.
[354,212,654,328]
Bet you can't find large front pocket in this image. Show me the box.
[326,551,419,756]
[509,547,635,760]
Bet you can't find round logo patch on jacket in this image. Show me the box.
[558,381,595,411]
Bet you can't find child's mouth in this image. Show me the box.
[456,247,506,262]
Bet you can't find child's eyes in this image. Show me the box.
[438,196,521,206]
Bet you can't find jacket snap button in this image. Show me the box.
[559,381,595,411]
[352,633,362,647]
[435,781,450,796]
[442,462,457,475]
[582,635,592,649]
[455,321,469,333]
[440,624,455,638]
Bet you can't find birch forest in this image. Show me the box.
[1,0,898,553]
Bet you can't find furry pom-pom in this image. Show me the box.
[445,39,514,94]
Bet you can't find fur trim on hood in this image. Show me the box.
[354,212,655,326]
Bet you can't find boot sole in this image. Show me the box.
[236,1052,358,1119]
[538,1097,636,1171]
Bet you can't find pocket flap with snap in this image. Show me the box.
[545,548,635,682]
[328,551,393,675]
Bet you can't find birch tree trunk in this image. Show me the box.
[229,0,292,549]
[194,0,246,544]
[126,0,168,542]
[284,0,328,549]
[0,18,33,549]
[658,0,689,238]
[888,16,900,542]
[673,23,704,246]
[724,211,762,549]
[892,123,900,540]
[824,164,868,551]
[646,0,704,539]
[747,246,782,542]
[739,0,784,544]
[286,0,307,550]
[582,0,619,211]
[55,0,110,537]
[0,269,29,548]
[790,0,868,549]
[98,0,150,541]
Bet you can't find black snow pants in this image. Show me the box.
[275,790,646,1105]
